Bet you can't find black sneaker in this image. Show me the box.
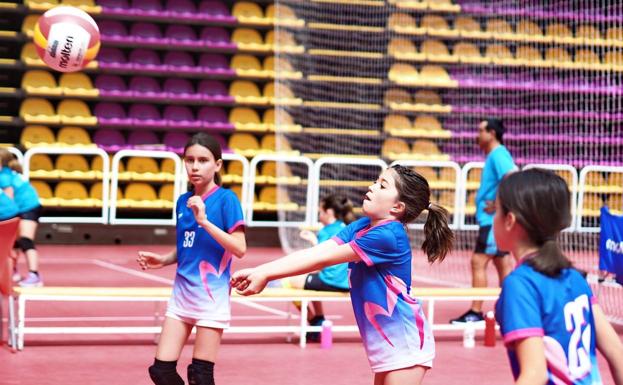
[306,315,325,343]
[450,310,485,324]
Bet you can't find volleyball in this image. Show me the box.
[33,6,100,73]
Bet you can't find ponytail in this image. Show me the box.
[422,202,454,263]
[8,159,22,174]
[525,238,571,277]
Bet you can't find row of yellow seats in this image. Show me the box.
[24,0,100,12]
[229,185,300,211]
[383,115,451,138]
[228,133,298,157]
[20,98,95,125]
[412,166,456,186]
[230,81,302,105]
[21,125,93,149]
[388,63,457,87]
[389,14,622,46]
[225,161,298,185]
[388,0,459,12]
[381,138,449,161]
[232,2,303,26]
[229,108,301,132]
[584,172,623,192]
[28,153,177,181]
[582,194,623,216]
[384,89,451,113]
[232,29,303,53]
[389,38,620,70]
[22,71,98,97]
[232,55,301,79]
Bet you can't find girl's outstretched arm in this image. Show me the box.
[231,240,358,295]
[593,304,623,385]
[137,249,177,270]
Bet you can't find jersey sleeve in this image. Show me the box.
[349,226,399,266]
[221,190,245,233]
[332,217,366,245]
[497,273,544,345]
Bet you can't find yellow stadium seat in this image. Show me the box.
[414,90,442,105]
[382,138,410,159]
[438,168,457,185]
[21,15,38,37]
[389,0,427,10]
[388,63,419,84]
[258,186,298,211]
[427,0,460,12]
[121,183,160,208]
[412,139,441,155]
[515,20,545,41]
[24,0,58,11]
[388,39,423,61]
[29,154,57,179]
[607,194,623,215]
[415,166,438,182]
[55,181,92,207]
[91,156,113,175]
[60,0,101,13]
[260,134,275,151]
[160,158,177,179]
[20,98,60,124]
[229,80,267,104]
[607,173,623,190]
[383,114,411,132]
[384,88,412,107]
[606,27,623,42]
[21,70,61,96]
[546,23,576,44]
[454,42,488,64]
[58,100,96,125]
[20,125,55,148]
[21,43,44,66]
[266,82,301,105]
[55,154,98,179]
[486,19,514,39]
[586,172,607,187]
[89,182,103,207]
[575,49,601,69]
[421,40,456,62]
[233,28,272,51]
[420,65,457,87]
[455,16,487,38]
[465,191,477,215]
[516,46,546,66]
[231,54,264,75]
[158,184,175,208]
[59,73,99,97]
[232,2,265,22]
[576,24,603,43]
[229,133,261,157]
[545,47,573,68]
[604,51,623,71]
[420,15,457,37]
[466,168,481,190]
[582,193,603,217]
[56,126,92,146]
[388,13,422,34]
[266,30,302,53]
[230,107,263,130]
[126,157,162,181]
[263,109,275,125]
[484,44,514,65]
[227,161,244,176]
[413,115,444,132]
[265,4,301,26]
[31,180,57,206]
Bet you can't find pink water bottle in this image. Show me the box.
[320,319,333,349]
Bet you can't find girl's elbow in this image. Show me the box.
[234,245,247,259]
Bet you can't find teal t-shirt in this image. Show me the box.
[475,145,516,226]
[0,188,19,220]
[1,169,40,213]
[318,220,349,289]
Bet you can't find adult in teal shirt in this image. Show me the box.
[283,193,355,340]
[451,118,517,324]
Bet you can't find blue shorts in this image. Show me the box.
[474,225,507,257]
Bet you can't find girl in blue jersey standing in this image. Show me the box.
[137,133,246,385]
[0,148,42,287]
[493,169,623,385]
[232,165,454,385]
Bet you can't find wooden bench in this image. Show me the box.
[8,286,501,350]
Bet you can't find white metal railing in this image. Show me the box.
[390,160,462,230]
[458,162,484,230]
[7,146,24,165]
[109,150,183,226]
[23,147,110,224]
[577,166,623,233]
[247,154,315,227]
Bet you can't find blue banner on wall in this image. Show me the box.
[599,207,623,285]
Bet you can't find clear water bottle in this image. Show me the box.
[463,321,475,348]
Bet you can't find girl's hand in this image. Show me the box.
[231,268,268,296]
[299,230,318,245]
[187,196,207,224]
[137,251,166,270]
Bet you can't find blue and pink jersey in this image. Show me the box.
[168,186,245,324]
[333,217,435,372]
[496,260,603,384]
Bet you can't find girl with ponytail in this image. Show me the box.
[231,165,454,384]
[494,169,623,385]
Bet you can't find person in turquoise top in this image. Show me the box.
[0,187,19,220]
[0,148,43,287]
[282,193,355,340]
[451,118,517,324]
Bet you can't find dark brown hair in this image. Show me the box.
[497,168,572,277]
[184,132,223,187]
[391,165,454,263]
[0,148,22,173]
[321,193,355,225]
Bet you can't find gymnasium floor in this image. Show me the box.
[0,245,619,385]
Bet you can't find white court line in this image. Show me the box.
[92,259,291,317]
[1,315,304,323]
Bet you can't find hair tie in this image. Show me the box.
[427,202,432,210]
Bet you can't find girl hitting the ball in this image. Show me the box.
[137,133,246,385]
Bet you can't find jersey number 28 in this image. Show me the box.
[563,294,592,379]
